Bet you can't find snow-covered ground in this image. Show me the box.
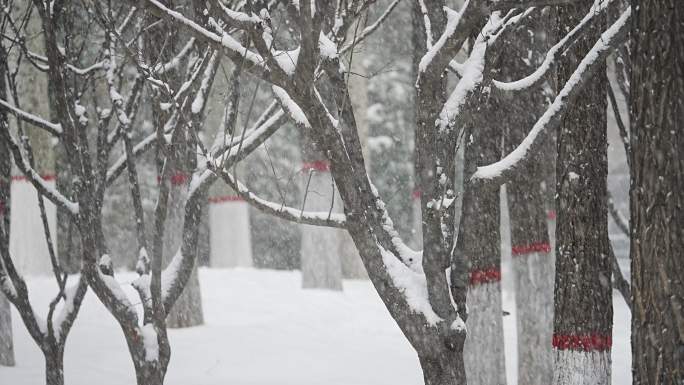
[1,268,631,385]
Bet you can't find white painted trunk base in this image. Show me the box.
[209,198,253,268]
[9,178,57,275]
[513,251,554,385]
[552,349,611,385]
[300,171,342,290]
[464,281,506,385]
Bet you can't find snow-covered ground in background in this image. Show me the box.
[1,268,630,385]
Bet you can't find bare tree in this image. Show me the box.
[630,0,684,383]
[139,0,632,383]
[0,1,277,382]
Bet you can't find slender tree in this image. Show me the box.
[630,0,684,383]
[552,1,612,384]
[0,43,15,367]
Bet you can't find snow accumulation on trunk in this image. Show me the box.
[140,324,159,362]
[464,281,506,385]
[379,245,441,326]
[553,350,611,385]
[208,193,253,268]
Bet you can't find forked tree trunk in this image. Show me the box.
[552,2,612,384]
[630,1,684,383]
[459,109,506,385]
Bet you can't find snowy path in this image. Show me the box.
[1,268,630,385]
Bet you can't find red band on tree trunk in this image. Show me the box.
[10,174,56,182]
[208,195,245,204]
[157,172,190,186]
[469,267,501,285]
[552,334,612,351]
[511,242,552,256]
[411,189,422,200]
[547,210,556,220]
[302,160,330,172]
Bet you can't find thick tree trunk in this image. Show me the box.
[44,347,64,385]
[419,350,467,385]
[630,1,684,383]
[552,2,612,384]
[459,114,506,385]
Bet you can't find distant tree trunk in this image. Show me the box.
[164,173,204,328]
[552,2,612,384]
[339,20,369,279]
[299,81,343,290]
[497,14,554,385]
[459,103,506,385]
[630,1,684,383]
[299,160,343,290]
[0,54,15,366]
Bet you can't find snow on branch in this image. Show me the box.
[0,129,79,214]
[272,86,311,128]
[152,38,196,75]
[210,108,287,166]
[471,7,631,184]
[492,0,614,91]
[0,98,62,136]
[218,170,347,228]
[419,4,465,74]
[142,0,266,76]
[23,49,105,75]
[438,13,496,131]
[418,0,483,77]
[487,0,580,11]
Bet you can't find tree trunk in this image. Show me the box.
[44,347,64,385]
[164,175,204,328]
[459,109,506,385]
[133,359,164,385]
[552,2,612,384]
[497,14,555,384]
[0,50,15,367]
[0,293,13,367]
[419,350,467,385]
[299,161,343,290]
[630,1,684,383]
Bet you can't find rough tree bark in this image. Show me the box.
[552,2,612,384]
[497,15,554,385]
[458,103,506,385]
[630,1,684,383]
[147,0,204,328]
[0,51,15,366]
